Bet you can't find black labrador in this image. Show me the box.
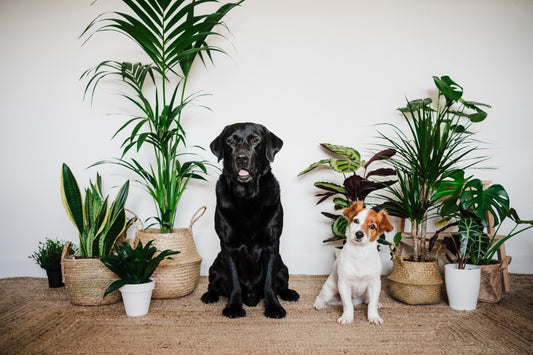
[201,122,299,318]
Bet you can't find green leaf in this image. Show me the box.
[433,75,463,101]
[321,143,361,162]
[314,182,347,194]
[332,216,348,238]
[297,159,330,176]
[333,197,351,209]
[328,159,361,173]
[60,164,84,234]
[461,180,510,228]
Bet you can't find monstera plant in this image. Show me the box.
[298,144,396,242]
[81,0,243,232]
[430,170,532,268]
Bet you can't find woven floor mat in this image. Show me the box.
[1,274,532,354]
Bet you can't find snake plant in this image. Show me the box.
[100,239,179,296]
[60,163,132,257]
[81,0,243,232]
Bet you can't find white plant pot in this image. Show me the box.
[444,263,481,311]
[119,278,156,317]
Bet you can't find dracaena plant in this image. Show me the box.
[81,0,243,233]
[60,163,132,257]
[298,144,397,242]
[377,75,491,262]
[100,239,179,296]
[430,170,533,269]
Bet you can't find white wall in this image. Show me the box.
[1,0,532,278]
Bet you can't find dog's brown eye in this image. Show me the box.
[250,136,260,144]
[353,218,359,224]
[369,224,376,230]
[226,137,236,146]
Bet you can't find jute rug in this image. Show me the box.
[1,274,532,354]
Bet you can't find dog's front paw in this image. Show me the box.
[201,290,219,304]
[313,298,326,310]
[337,314,354,325]
[278,288,300,302]
[264,304,286,319]
[222,304,246,318]
[368,315,384,325]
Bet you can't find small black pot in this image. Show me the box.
[46,270,64,288]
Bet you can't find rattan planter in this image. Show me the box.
[61,242,121,306]
[387,256,443,305]
[135,206,205,299]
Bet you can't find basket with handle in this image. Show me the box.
[135,206,206,299]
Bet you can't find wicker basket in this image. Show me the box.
[387,256,443,305]
[478,256,511,303]
[135,206,205,299]
[61,241,121,306]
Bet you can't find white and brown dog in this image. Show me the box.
[313,201,393,325]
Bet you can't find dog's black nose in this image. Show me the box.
[236,154,249,165]
[355,231,364,240]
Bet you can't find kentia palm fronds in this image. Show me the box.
[81,0,243,232]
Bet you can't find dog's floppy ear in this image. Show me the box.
[210,126,228,162]
[343,201,364,220]
[377,210,394,233]
[264,128,283,162]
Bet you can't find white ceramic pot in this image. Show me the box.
[119,278,156,317]
[444,263,481,311]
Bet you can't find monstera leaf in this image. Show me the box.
[461,179,509,228]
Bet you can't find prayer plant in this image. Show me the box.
[298,144,396,242]
[81,0,243,233]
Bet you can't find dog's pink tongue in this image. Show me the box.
[238,169,250,177]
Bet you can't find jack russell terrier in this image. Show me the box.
[313,201,393,325]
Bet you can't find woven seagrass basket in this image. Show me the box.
[478,256,511,303]
[135,206,205,299]
[61,241,121,306]
[387,256,443,305]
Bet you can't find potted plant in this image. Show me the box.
[298,143,396,243]
[378,75,491,305]
[80,0,243,298]
[431,170,533,307]
[60,163,133,305]
[100,240,179,316]
[29,238,71,288]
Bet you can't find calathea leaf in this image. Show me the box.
[321,143,361,162]
[328,159,361,173]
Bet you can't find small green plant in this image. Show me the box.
[298,143,396,242]
[100,240,179,296]
[60,163,133,257]
[28,238,66,272]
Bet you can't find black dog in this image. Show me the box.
[201,122,299,318]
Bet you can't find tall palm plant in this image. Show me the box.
[378,75,491,261]
[81,0,243,232]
